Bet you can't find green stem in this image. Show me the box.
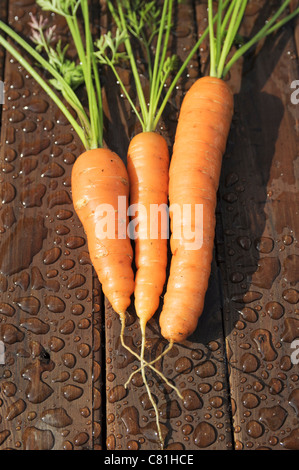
[107,60,144,128]
[66,14,98,149]
[216,0,224,66]
[141,30,153,83]
[216,0,246,78]
[223,1,299,77]
[116,0,148,128]
[220,0,238,39]
[39,28,51,55]
[148,0,171,131]
[208,0,216,77]
[0,33,88,148]
[210,0,298,80]
[81,0,101,148]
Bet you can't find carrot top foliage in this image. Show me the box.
[0,0,297,149]
[208,0,299,79]
[0,0,102,150]
[95,0,180,133]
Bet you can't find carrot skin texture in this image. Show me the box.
[71,148,135,315]
[127,132,169,328]
[159,77,234,343]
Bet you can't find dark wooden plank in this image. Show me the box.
[0,0,8,132]
[1,0,298,452]
[105,0,233,451]
[0,0,98,450]
[195,1,299,450]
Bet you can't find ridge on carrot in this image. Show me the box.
[0,0,139,365]
[160,0,299,344]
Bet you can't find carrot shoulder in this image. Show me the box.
[159,76,234,343]
[71,148,135,315]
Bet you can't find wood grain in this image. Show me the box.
[0,0,96,450]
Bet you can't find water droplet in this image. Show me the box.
[19,158,38,175]
[45,295,66,313]
[54,133,74,145]
[20,138,50,157]
[282,288,299,304]
[41,162,65,178]
[280,429,299,450]
[246,420,264,438]
[9,70,24,89]
[195,360,216,378]
[255,236,274,253]
[239,307,258,323]
[41,407,73,428]
[48,190,72,208]
[181,389,202,411]
[20,183,46,207]
[24,98,49,113]
[62,384,83,401]
[251,257,280,289]
[194,422,217,448]
[0,303,15,317]
[14,296,40,315]
[65,236,85,249]
[240,353,259,373]
[5,398,26,421]
[242,392,260,409]
[1,182,16,204]
[66,274,86,290]
[43,247,61,265]
[265,301,284,320]
[7,109,25,123]
[281,317,299,343]
[251,329,277,361]
[108,385,127,403]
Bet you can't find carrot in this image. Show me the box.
[100,0,184,449]
[127,131,169,332]
[71,148,134,319]
[159,0,299,343]
[159,76,233,342]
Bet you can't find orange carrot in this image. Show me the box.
[159,76,234,343]
[127,132,169,332]
[158,0,298,343]
[103,1,183,448]
[71,148,135,322]
[126,132,176,448]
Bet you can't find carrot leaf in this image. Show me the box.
[0,0,106,150]
[208,0,299,79]
[95,30,128,65]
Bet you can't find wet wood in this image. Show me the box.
[0,0,299,451]
[196,1,299,450]
[0,2,96,450]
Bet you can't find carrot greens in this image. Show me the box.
[208,0,299,80]
[0,0,103,150]
[95,0,209,133]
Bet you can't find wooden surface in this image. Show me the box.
[0,0,299,451]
